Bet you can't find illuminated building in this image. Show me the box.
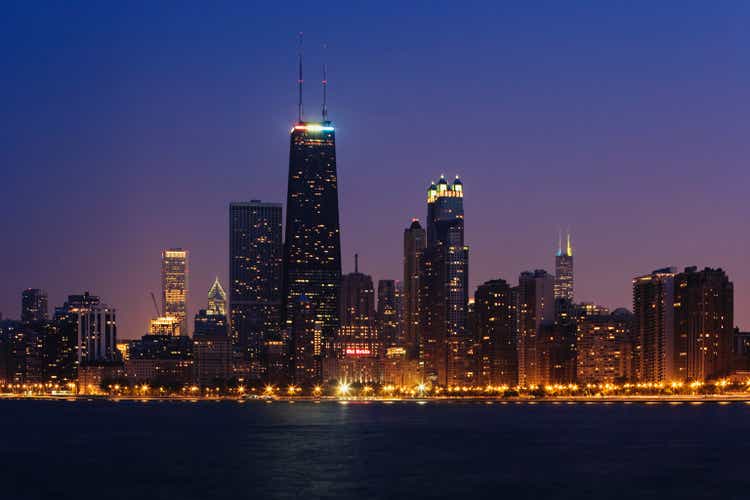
[148,316,181,336]
[283,119,341,371]
[125,334,192,385]
[577,309,634,384]
[193,309,231,387]
[420,176,470,386]
[377,279,402,347]
[207,277,227,316]
[633,267,676,382]
[474,279,517,386]
[517,270,555,386]
[554,232,574,301]
[403,219,426,359]
[57,292,118,365]
[291,295,321,385]
[382,346,420,387]
[229,201,283,378]
[673,267,733,381]
[21,289,48,324]
[161,248,188,336]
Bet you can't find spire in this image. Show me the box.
[297,32,304,123]
[322,43,328,121]
[566,231,573,257]
[556,228,563,257]
[355,253,359,273]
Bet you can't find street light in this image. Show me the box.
[337,382,350,397]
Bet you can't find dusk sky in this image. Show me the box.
[2,1,748,338]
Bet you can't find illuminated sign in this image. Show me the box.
[345,347,372,357]
[291,124,335,133]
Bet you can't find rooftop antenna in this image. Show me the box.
[322,43,328,121]
[355,253,359,273]
[297,32,304,123]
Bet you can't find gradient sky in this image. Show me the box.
[2,1,748,338]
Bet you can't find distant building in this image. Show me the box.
[673,267,733,381]
[577,309,634,384]
[22,289,48,324]
[554,233,574,302]
[403,219,426,359]
[229,201,283,379]
[377,279,401,347]
[633,268,676,382]
[517,270,555,386]
[291,295,321,385]
[382,346,420,387]
[161,249,188,336]
[474,279,517,386]
[57,292,118,366]
[193,309,231,387]
[420,176,470,387]
[125,334,192,386]
[148,316,181,336]
[207,277,227,316]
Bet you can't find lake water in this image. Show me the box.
[1,399,748,499]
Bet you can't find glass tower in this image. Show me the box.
[161,249,188,336]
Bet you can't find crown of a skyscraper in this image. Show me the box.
[427,175,463,202]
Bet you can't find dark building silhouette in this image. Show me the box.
[673,267,733,381]
[517,270,555,386]
[21,289,48,324]
[57,293,118,366]
[229,201,283,379]
[193,309,231,387]
[291,295,320,385]
[403,219,426,359]
[419,176,470,386]
[126,334,192,386]
[474,279,517,386]
[377,279,401,347]
[633,268,676,382]
[283,121,341,373]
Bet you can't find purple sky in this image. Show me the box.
[2,2,748,338]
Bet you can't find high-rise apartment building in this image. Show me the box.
[57,292,118,365]
[229,201,283,378]
[517,270,555,386]
[21,289,48,324]
[403,219,426,359]
[161,249,188,336]
[576,309,634,384]
[377,279,402,347]
[474,279,517,386]
[633,267,676,383]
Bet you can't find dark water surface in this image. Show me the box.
[1,399,748,499]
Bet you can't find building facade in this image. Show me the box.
[161,249,188,336]
[21,289,48,324]
[58,293,118,366]
[403,219,426,359]
[474,279,517,386]
[576,310,634,384]
[517,270,555,386]
[554,233,574,302]
[633,268,676,382]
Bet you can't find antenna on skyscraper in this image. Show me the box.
[557,227,562,257]
[322,43,328,121]
[297,32,304,123]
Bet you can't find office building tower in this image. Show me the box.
[148,316,181,336]
[193,308,231,387]
[207,277,227,316]
[21,289,48,324]
[673,267,733,381]
[377,279,401,347]
[474,279,517,386]
[576,309,634,384]
[57,292,118,365]
[291,295,321,385]
[554,232,574,301]
[403,219,426,359]
[420,176,470,386]
[229,201,283,377]
[161,249,188,336]
[283,119,342,367]
[633,267,676,383]
[517,270,555,386]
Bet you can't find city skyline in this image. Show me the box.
[2,3,749,338]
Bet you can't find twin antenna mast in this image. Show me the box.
[297,33,329,123]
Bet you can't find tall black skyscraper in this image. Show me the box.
[419,176,470,386]
[21,289,48,324]
[283,119,342,363]
[403,219,426,359]
[229,201,283,379]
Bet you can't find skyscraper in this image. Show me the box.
[633,267,676,383]
[474,279,517,386]
[207,277,227,316]
[419,176,470,386]
[673,267,733,381]
[282,120,341,367]
[517,270,555,386]
[403,219,426,359]
[576,309,634,385]
[161,249,188,336]
[229,201,283,378]
[554,232,574,302]
[21,289,48,324]
[57,292,118,365]
[377,279,402,347]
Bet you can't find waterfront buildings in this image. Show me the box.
[554,233,574,302]
[57,292,118,365]
[517,270,555,386]
[21,289,48,324]
[193,308,231,387]
[282,121,342,371]
[161,249,188,336]
[403,219,426,359]
[377,279,402,347]
[419,176,470,386]
[576,309,634,384]
[229,201,283,378]
[633,268,676,382]
[291,295,321,385]
[673,267,733,381]
[474,279,517,386]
